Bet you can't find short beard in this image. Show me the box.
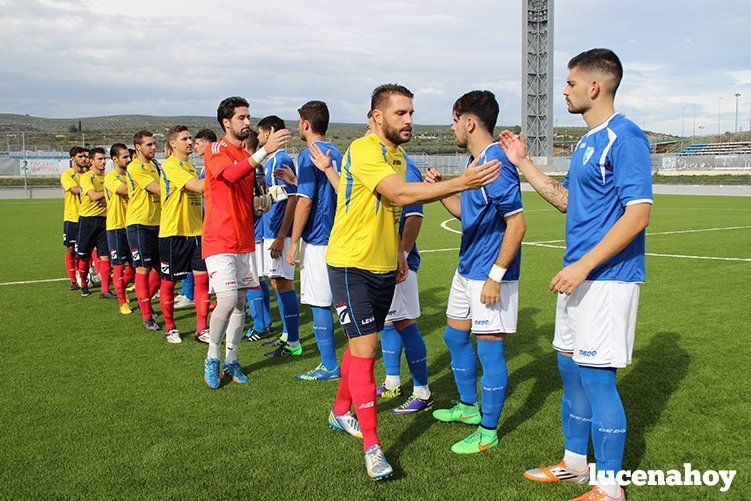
[233,126,250,141]
[382,120,410,145]
[567,100,590,115]
[455,135,467,149]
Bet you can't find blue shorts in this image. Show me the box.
[126,224,159,269]
[76,216,108,259]
[106,228,131,265]
[63,221,78,247]
[327,266,396,338]
[158,236,206,282]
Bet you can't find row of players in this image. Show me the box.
[60,48,651,499]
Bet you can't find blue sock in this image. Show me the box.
[312,306,337,370]
[477,339,507,429]
[381,325,403,377]
[275,290,287,334]
[246,288,267,333]
[579,366,626,474]
[260,280,271,329]
[557,353,592,456]
[181,273,194,301]
[443,326,477,405]
[279,290,300,344]
[399,323,428,387]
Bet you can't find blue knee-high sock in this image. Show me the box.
[443,326,477,405]
[477,339,508,429]
[399,323,428,387]
[312,306,337,370]
[381,324,403,377]
[246,288,267,332]
[558,353,592,456]
[579,366,627,474]
[181,273,194,301]
[260,280,271,329]
[275,290,288,334]
[279,290,300,343]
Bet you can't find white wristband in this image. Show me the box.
[488,264,507,283]
[251,146,268,165]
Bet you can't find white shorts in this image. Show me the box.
[446,271,518,334]
[205,252,259,294]
[553,280,640,368]
[263,237,295,280]
[299,242,332,307]
[254,241,264,280]
[386,269,421,323]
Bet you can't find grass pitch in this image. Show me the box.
[0,193,749,500]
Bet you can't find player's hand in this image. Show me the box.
[480,278,501,305]
[396,251,408,284]
[269,236,285,259]
[425,168,442,184]
[264,127,291,154]
[549,261,590,295]
[285,240,299,266]
[310,143,333,172]
[274,166,297,186]
[498,130,527,166]
[459,157,500,189]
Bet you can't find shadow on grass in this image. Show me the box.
[619,332,690,469]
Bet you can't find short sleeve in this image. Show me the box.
[350,140,395,193]
[403,160,423,218]
[611,136,653,207]
[296,151,316,200]
[61,171,77,191]
[163,163,194,198]
[127,163,156,189]
[486,155,523,217]
[562,170,570,189]
[79,173,95,195]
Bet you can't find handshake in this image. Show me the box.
[253,185,288,215]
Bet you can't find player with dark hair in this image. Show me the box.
[427,90,526,454]
[257,115,301,359]
[105,143,135,313]
[76,147,115,298]
[157,125,208,344]
[500,48,651,501]
[61,146,87,290]
[201,97,289,388]
[126,130,162,331]
[324,83,502,479]
[283,100,343,379]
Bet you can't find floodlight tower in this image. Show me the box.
[522,0,554,167]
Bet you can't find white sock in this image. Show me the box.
[287,340,300,348]
[208,342,221,359]
[598,480,623,499]
[207,291,236,360]
[225,295,246,364]
[563,449,588,473]
[280,331,288,342]
[412,385,430,399]
[384,375,401,389]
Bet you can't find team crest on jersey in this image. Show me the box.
[582,145,595,165]
[160,261,170,275]
[110,249,117,260]
[131,248,141,261]
[335,302,351,325]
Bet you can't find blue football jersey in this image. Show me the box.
[564,113,653,282]
[262,150,297,239]
[296,142,343,246]
[400,155,423,273]
[457,143,523,281]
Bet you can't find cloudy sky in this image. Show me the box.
[0,0,749,134]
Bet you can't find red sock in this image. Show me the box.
[91,249,100,275]
[135,272,152,321]
[113,265,126,305]
[123,265,135,287]
[148,268,161,298]
[159,280,176,331]
[64,253,76,282]
[77,258,90,287]
[348,355,378,450]
[99,260,111,292]
[333,348,354,416]
[194,273,210,333]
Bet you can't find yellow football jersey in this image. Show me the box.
[158,157,202,237]
[125,159,161,226]
[78,171,107,217]
[60,167,81,222]
[326,133,405,273]
[104,169,129,230]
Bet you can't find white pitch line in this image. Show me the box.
[645,252,751,262]
[527,225,751,245]
[0,277,69,286]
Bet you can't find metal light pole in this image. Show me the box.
[735,93,741,133]
[718,97,722,136]
[692,103,696,142]
[681,106,686,137]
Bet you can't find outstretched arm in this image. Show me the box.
[310,143,340,192]
[425,168,461,218]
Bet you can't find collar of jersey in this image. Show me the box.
[583,112,620,138]
[467,142,495,168]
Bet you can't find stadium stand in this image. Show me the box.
[677,141,751,156]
